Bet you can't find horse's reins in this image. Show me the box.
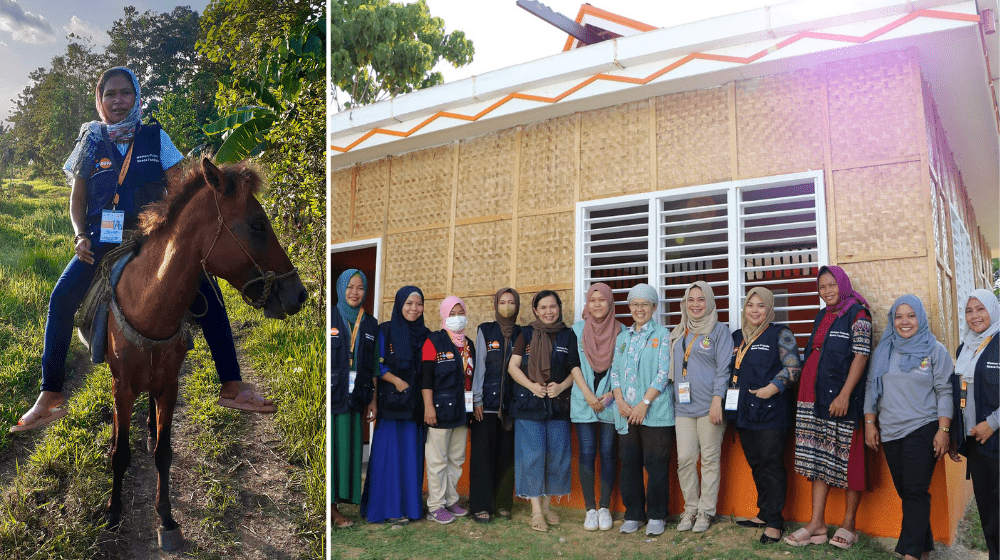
[200,192,298,309]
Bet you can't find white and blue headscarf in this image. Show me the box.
[64,67,142,178]
[956,288,1000,382]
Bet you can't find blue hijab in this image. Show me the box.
[336,269,366,326]
[386,286,429,371]
[869,294,937,405]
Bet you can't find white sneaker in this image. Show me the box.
[583,509,599,531]
[692,512,711,533]
[676,512,695,532]
[620,520,642,534]
[598,508,613,531]
[646,519,665,536]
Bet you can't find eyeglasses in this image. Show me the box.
[628,301,654,309]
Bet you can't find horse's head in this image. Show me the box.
[196,158,307,319]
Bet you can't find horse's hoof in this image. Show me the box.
[158,525,184,551]
[104,511,122,531]
[147,436,156,454]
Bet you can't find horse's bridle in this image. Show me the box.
[200,192,298,309]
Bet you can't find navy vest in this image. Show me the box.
[85,120,167,231]
[426,330,475,429]
[478,321,521,413]
[951,336,999,460]
[330,308,378,415]
[375,322,425,421]
[803,304,870,422]
[508,326,575,421]
[729,324,794,431]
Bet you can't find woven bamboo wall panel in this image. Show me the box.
[353,158,390,239]
[458,295,496,340]
[579,100,650,200]
[516,290,575,327]
[839,259,931,341]
[520,115,577,211]
[517,212,575,287]
[384,227,450,300]
[736,68,825,179]
[330,166,352,243]
[387,145,454,231]
[655,86,732,189]
[831,162,927,262]
[451,220,512,294]
[937,265,956,352]
[932,187,947,265]
[456,129,517,219]
[827,51,922,165]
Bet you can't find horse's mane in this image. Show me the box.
[138,161,263,236]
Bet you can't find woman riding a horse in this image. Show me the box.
[13,66,275,432]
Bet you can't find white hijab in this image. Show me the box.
[956,288,1000,381]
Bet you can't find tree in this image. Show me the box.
[198,0,327,316]
[7,38,102,177]
[329,0,475,110]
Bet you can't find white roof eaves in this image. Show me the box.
[331,0,975,141]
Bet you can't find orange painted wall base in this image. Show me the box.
[434,424,973,544]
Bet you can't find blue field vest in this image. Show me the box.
[803,304,870,423]
[85,120,166,232]
[425,330,475,429]
[330,308,378,415]
[478,321,521,413]
[375,322,425,422]
[951,336,999,460]
[508,326,575,421]
[729,324,794,431]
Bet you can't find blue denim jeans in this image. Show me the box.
[514,418,571,498]
[41,237,241,392]
[576,421,618,509]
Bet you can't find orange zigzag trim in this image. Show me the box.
[332,9,979,153]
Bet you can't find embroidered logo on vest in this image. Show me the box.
[97,158,112,170]
[489,341,501,350]
[330,327,339,336]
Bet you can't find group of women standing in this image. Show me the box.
[330,266,998,560]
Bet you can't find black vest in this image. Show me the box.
[85,120,167,232]
[330,308,378,415]
[375,322,425,421]
[426,330,475,429]
[508,326,575,421]
[951,336,999,460]
[803,304,870,422]
[478,321,521,413]
[729,324,794,431]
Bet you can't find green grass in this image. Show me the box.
[219,283,326,558]
[963,502,988,553]
[331,507,905,560]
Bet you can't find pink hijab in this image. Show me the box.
[581,283,622,372]
[440,296,467,347]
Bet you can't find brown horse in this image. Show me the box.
[103,158,306,549]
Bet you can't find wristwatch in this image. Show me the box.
[642,398,652,406]
[939,426,950,433]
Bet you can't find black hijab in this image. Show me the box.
[386,286,430,370]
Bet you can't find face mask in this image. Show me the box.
[445,315,467,331]
[497,303,517,318]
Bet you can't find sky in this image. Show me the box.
[0,0,210,123]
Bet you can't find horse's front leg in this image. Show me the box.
[106,386,135,530]
[153,385,183,551]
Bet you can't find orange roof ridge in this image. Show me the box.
[562,4,658,52]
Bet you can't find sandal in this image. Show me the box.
[218,388,276,413]
[530,513,548,532]
[784,527,828,546]
[10,403,68,433]
[473,511,491,524]
[830,527,859,549]
[497,509,511,520]
[543,508,560,525]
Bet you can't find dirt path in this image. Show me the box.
[94,335,311,560]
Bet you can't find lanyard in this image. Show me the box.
[682,330,697,378]
[348,310,363,368]
[733,331,763,370]
[960,335,994,410]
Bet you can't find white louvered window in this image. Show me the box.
[576,171,828,344]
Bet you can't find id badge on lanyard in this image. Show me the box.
[677,381,692,404]
[100,208,125,243]
[725,388,740,410]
